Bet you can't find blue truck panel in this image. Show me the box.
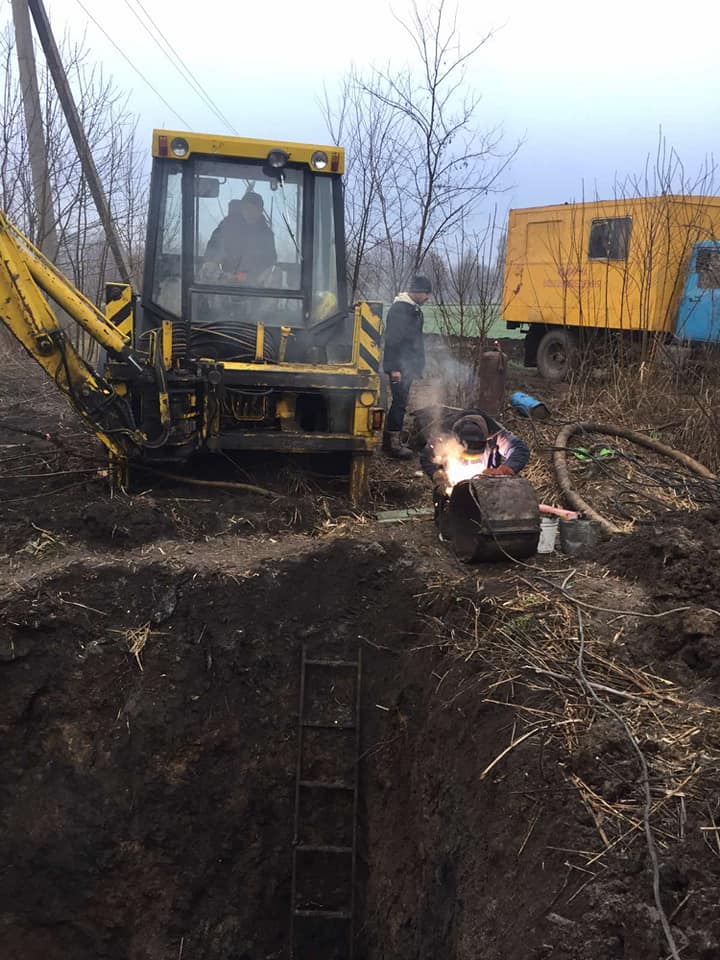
[675,241,720,343]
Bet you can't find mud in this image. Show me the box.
[2,355,720,959]
[599,507,720,601]
[599,508,720,683]
[4,541,718,960]
[0,541,418,960]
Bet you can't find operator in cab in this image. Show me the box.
[420,411,530,502]
[204,191,277,284]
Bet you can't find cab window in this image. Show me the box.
[310,177,339,324]
[151,162,183,316]
[697,247,720,289]
[193,159,303,291]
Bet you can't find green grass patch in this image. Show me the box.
[381,303,524,339]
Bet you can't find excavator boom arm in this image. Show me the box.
[0,212,144,465]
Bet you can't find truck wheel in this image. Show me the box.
[536,329,578,381]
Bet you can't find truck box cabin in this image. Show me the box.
[502,195,720,378]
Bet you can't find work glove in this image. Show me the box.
[199,260,222,282]
[432,468,450,521]
[482,464,514,477]
[432,467,449,494]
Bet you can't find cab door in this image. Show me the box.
[676,242,720,342]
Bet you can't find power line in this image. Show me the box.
[123,0,237,134]
[72,0,193,130]
[124,0,239,136]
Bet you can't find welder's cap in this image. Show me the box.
[408,274,432,294]
[453,415,489,452]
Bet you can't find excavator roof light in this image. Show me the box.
[311,150,328,170]
[267,148,289,169]
[171,137,189,158]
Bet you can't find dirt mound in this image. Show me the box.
[599,507,720,602]
[0,478,353,558]
[598,508,720,678]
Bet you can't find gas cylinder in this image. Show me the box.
[473,346,507,416]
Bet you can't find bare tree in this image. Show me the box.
[323,67,400,302]
[323,0,518,301]
[432,211,504,336]
[427,209,506,404]
[0,21,147,306]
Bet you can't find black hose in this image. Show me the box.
[554,421,718,535]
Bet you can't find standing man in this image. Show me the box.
[382,275,432,459]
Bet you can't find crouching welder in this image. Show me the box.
[420,411,530,513]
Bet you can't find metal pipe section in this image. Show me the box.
[438,476,541,563]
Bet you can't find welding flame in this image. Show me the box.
[433,436,487,494]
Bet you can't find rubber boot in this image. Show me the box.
[385,431,413,460]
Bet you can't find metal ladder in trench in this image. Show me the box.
[290,646,362,960]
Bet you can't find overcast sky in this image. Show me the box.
[15,0,720,210]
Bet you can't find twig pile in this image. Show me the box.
[125,622,152,671]
[506,412,717,531]
[435,578,720,870]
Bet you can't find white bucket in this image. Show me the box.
[537,517,559,554]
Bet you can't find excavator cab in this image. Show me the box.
[141,133,352,364]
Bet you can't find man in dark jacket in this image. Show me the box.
[382,275,432,459]
[420,411,530,502]
[204,192,277,283]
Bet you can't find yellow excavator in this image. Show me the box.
[0,130,384,500]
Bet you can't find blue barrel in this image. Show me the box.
[510,391,550,419]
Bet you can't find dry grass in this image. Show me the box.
[367,454,427,510]
[430,578,720,873]
[513,413,715,531]
[549,352,720,475]
[125,622,152,671]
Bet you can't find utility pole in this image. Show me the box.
[11,0,58,257]
[27,0,131,283]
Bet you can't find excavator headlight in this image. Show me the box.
[311,150,329,170]
[171,137,189,158]
[267,148,289,169]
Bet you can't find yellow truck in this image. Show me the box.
[0,130,385,500]
[502,195,720,378]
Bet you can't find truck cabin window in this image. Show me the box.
[588,217,631,261]
[696,248,720,289]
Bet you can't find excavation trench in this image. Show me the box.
[2,539,716,960]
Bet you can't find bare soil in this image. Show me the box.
[598,508,720,684]
[2,352,720,960]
